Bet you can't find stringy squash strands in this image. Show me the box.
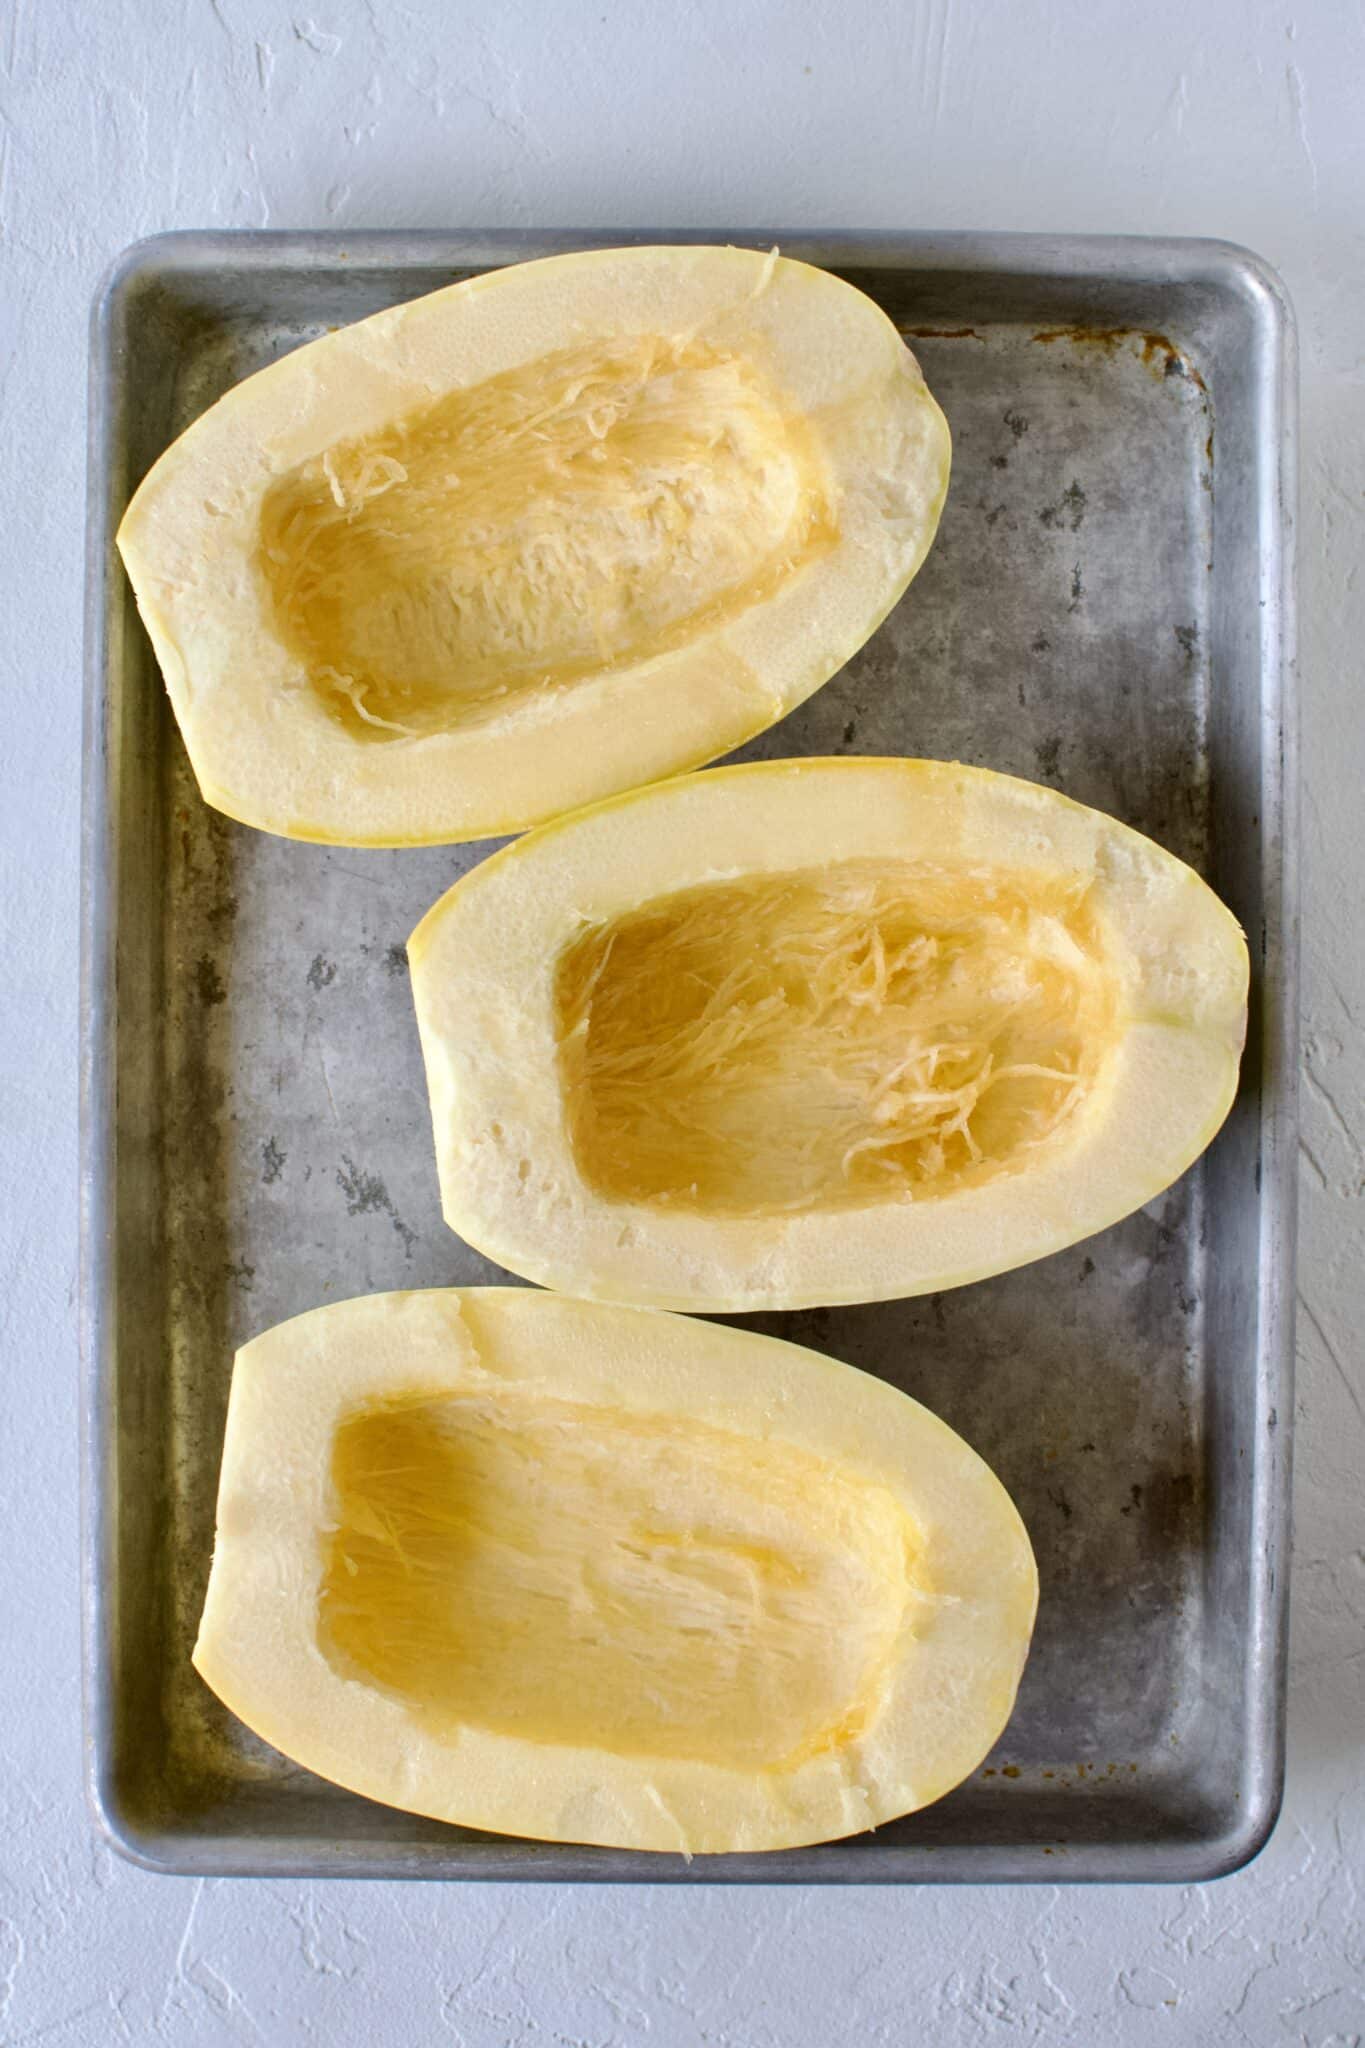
[554,861,1113,1214]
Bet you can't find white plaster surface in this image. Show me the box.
[1,0,1362,2039]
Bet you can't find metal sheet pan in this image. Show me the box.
[81,231,1297,1882]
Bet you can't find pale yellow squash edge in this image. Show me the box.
[192,1288,1037,1854]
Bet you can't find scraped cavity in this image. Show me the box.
[318,1389,916,1769]
[258,334,834,740]
[557,859,1117,1214]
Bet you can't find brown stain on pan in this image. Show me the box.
[1031,325,1209,393]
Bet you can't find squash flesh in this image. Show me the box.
[409,758,1248,1310]
[319,1387,917,1770]
[119,248,951,845]
[193,1288,1039,1851]
[556,859,1118,1214]
[258,334,834,741]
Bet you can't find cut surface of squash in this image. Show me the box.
[118,248,949,845]
[410,758,1248,1310]
[320,1389,911,1771]
[193,1289,1037,1853]
[258,334,836,744]
[556,858,1115,1214]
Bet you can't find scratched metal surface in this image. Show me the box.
[83,232,1295,1881]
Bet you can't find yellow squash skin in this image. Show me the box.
[192,1288,1037,1854]
[117,247,950,846]
[409,758,1249,1312]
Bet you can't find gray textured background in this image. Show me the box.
[2,0,1361,2039]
